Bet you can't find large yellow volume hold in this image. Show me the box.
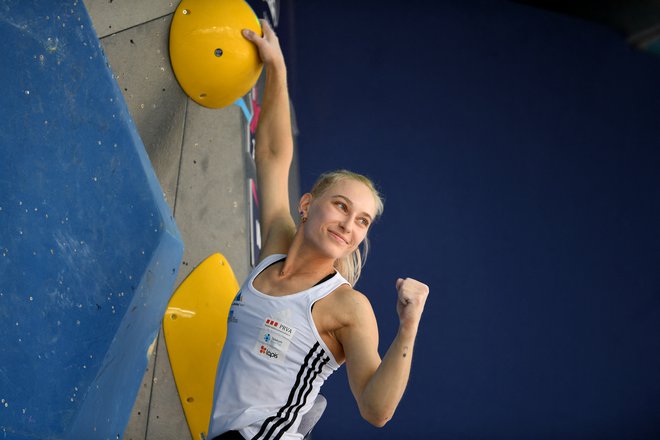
[169,0,263,108]
[163,253,240,439]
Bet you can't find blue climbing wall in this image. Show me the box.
[0,1,184,439]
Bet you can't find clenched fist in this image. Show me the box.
[395,278,429,332]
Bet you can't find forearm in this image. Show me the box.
[359,325,418,426]
[341,279,428,427]
[256,63,293,160]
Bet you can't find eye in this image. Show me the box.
[358,217,370,227]
[334,201,347,211]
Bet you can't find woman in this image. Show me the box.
[208,20,429,440]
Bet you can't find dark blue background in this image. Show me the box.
[284,1,660,438]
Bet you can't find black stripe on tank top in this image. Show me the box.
[252,343,327,440]
[252,344,321,440]
[272,355,329,440]
[263,350,329,440]
[252,342,329,440]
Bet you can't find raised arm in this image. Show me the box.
[242,20,296,259]
[336,278,429,427]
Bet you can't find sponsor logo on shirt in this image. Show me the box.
[259,345,279,359]
[228,290,245,324]
[254,342,283,363]
[232,291,245,308]
[262,331,287,349]
[253,317,295,363]
[264,318,296,340]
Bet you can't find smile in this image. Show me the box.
[328,230,348,245]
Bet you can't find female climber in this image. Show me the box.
[208,20,429,440]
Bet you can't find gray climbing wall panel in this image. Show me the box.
[93,3,249,439]
[85,0,299,438]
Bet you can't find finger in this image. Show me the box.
[396,278,404,290]
[242,28,259,41]
[399,295,412,306]
[260,18,275,38]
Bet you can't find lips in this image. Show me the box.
[328,230,349,245]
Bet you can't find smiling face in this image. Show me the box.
[300,178,378,260]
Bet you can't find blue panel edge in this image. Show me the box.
[63,3,186,437]
[0,0,185,437]
[67,230,183,439]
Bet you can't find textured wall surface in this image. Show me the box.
[86,1,297,439]
[0,1,183,438]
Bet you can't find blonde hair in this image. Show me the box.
[309,170,384,286]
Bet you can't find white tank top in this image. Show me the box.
[208,254,349,440]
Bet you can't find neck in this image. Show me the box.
[279,229,336,279]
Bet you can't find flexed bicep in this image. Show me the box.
[335,291,383,424]
[336,283,425,428]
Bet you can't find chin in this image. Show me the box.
[319,242,351,260]
[334,245,356,260]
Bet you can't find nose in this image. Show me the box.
[338,216,353,233]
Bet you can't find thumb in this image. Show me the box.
[396,278,404,290]
[242,29,258,41]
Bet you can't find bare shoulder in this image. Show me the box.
[329,285,380,358]
[332,284,372,306]
[328,285,377,326]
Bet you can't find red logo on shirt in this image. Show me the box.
[259,345,279,359]
[263,317,296,342]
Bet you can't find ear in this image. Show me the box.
[299,193,312,217]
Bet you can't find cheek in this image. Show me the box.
[303,212,326,239]
[312,204,337,223]
[352,230,368,247]
[308,209,329,227]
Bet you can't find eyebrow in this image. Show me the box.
[331,194,374,221]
